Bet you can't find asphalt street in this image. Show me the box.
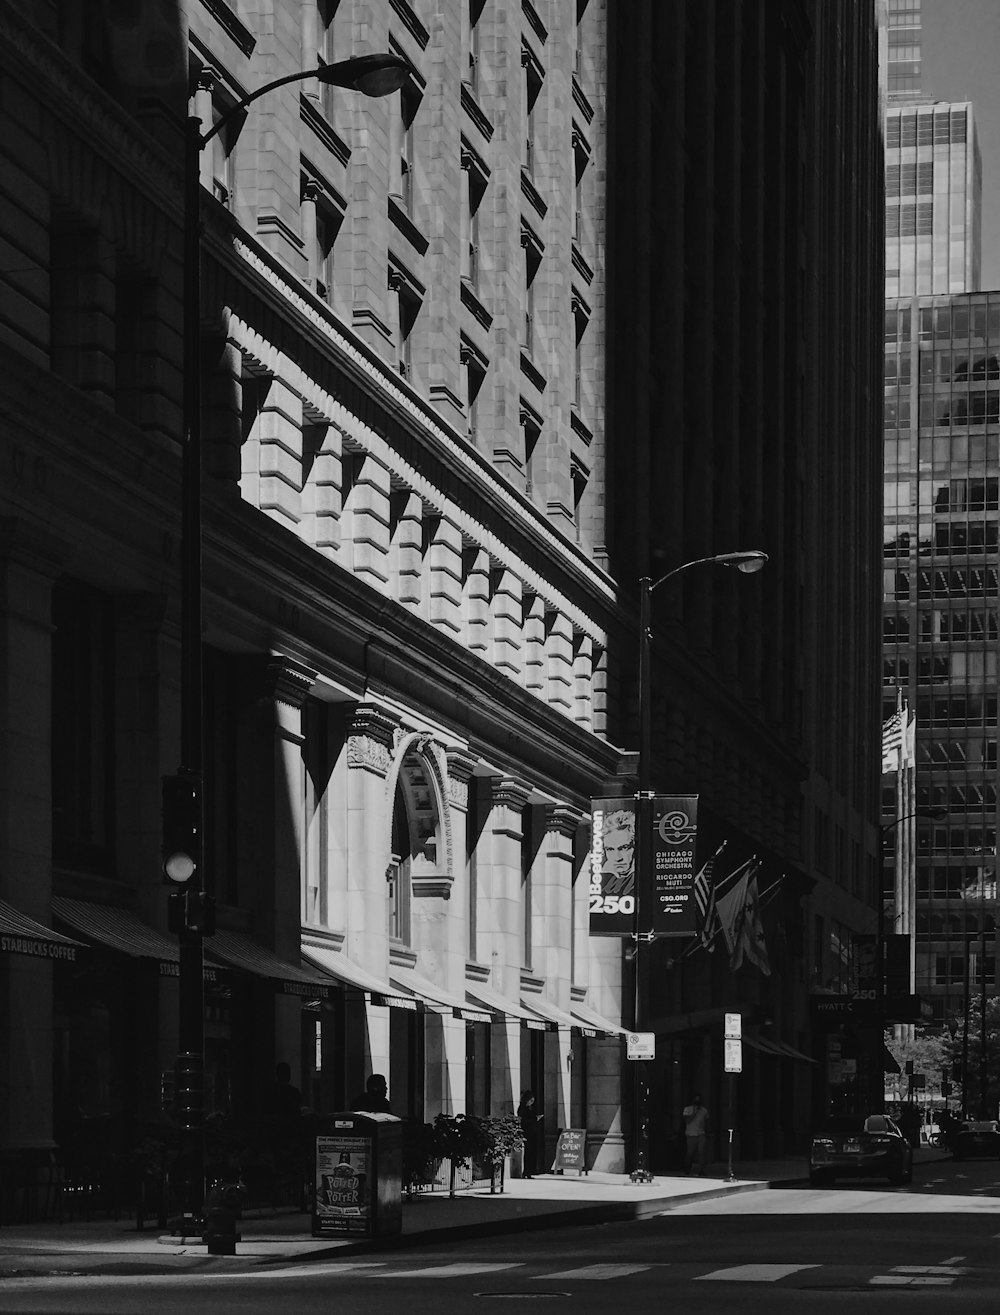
[0,1158,998,1314]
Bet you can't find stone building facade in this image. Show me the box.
[0,0,628,1185]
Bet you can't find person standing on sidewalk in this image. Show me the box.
[682,1093,710,1174]
[517,1090,543,1178]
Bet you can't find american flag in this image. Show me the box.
[881,710,904,774]
[693,843,725,950]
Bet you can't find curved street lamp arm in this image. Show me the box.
[646,550,768,595]
[201,54,410,148]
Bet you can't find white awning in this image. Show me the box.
[465,980,546,1026]
[520,994,581,1032]
[302,941,418,1009]
[389,964,493,1023]
[569,999,628,1038]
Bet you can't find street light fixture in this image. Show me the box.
[172,51,409,1234]
[631,550,767,1185]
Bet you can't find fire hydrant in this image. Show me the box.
[204,1182,244,1255]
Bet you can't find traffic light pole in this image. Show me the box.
[172,111,207,1234]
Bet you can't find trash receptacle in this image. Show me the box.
[312,1111,402,1238]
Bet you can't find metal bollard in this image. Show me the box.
[204,1183,243,1255]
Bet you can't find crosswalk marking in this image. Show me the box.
[385,1263,524,1278]
[890,1265,967,1275]
[695,1264,818,1282]
[870,1275,955,1286]
[541,1264,652,1280]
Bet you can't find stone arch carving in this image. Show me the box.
[384,732,454,894]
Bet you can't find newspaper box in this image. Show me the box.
[312,1111,402,1238]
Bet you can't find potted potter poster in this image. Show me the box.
[316,1135,370,1233]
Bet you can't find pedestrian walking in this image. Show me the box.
[682,1093,710,1174]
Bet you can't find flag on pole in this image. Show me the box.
[693,842,726,950]
[881,710,904,774]
[732,871,771,975]
[902,709,916,768]
[715,857,756,957]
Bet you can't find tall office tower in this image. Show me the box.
[610,0,885,1139]
[880,0,997,1066]
[885,102,982,297]
[882,295,1000,1029]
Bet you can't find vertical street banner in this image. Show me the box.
[589,795,699,936]
[589,799,636,935]
[651,796,699,935]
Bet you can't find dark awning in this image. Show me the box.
[52,896,180,965]
[1,899,82,962]
[51,895,224,981]
[206,930,334,998]
[302,940,418,1009]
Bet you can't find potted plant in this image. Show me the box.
[479,1115,524,1194]
[431,1113,488,1199]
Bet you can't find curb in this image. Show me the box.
[160,1175,805,1263]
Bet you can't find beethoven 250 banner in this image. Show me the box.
[589,796,699,937]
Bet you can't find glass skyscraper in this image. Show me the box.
[882,0,996,1032]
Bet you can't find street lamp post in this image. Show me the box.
[630,550,767,1185]
[172,51,410,1232]
[877,808,944,1015]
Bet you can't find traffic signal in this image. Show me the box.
[162,772,201,886]
[951,1059,962,1081]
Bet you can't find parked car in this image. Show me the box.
[951,1120,1000,1161]
[809,1113,913,1187]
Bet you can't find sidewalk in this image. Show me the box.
[0,1148,949,1277]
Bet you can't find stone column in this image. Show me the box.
[345,705,397,1075]
[481,776,532,1111]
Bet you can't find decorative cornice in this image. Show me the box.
[545,803,586,837]
[219,243,615,632]
[411,876,453,900]
[262,656,317,709]
[490,777,533,811]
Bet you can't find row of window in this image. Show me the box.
[884,392,1000,429]
[884,651,998,683]
[885,107,968,147]
[886,303,1000,344]
[885,201,933,237]
[886,565,1000,597]
[885,609,1000,642]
